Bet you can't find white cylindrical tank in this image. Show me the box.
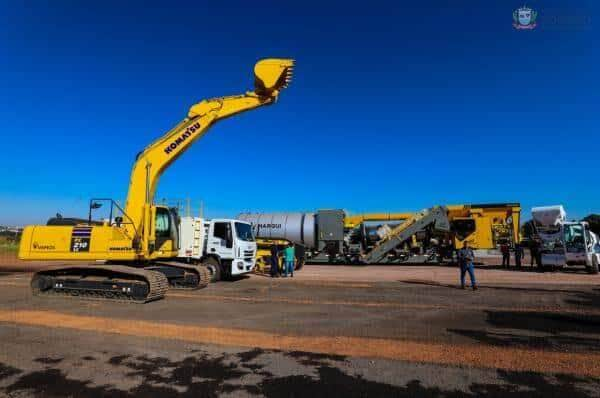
[237,212,316,248]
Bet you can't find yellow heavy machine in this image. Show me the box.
[345,203,520,253]
[447,203,520,249]
[19,58,294,302]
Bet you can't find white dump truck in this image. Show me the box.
[178,216,257,281]
[532,205,600,273]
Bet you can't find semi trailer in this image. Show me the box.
[241,206,453,267]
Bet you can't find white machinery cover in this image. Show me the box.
[531,205,566,227]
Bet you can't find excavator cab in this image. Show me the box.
[151,206,179,256]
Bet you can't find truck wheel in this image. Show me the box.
[220,261,232,281]
[295,258,305,271]
[589,257,599,274]
[204,257,221,282]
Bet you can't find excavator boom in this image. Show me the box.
[123,59,294,254]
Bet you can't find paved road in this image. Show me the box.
[0,265,599,397]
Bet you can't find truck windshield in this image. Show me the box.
[235,222,255,242]
[564,224,585,253]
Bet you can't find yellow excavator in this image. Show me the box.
[18,58,294,302]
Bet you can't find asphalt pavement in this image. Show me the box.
[0,264,599,397]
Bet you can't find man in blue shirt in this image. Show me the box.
[457,241,477,290]
[284,243,295,277]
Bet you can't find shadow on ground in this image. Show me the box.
[400,279,584,294]
[1,349,599,397]
[449,309,600,352]
[566,289,600,308]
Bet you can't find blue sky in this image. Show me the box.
[0,1,598,225]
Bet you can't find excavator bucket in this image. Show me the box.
[254,58,295,97]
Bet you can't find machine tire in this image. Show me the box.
[204,257,221,282]
[294,257,305,271]
[220,261,233,281]
[588,256,599,274]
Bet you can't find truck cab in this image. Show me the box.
[178,217,256,281]
[564,221,600,273]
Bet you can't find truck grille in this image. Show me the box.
[244,249,255,262]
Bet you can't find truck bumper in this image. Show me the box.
[231,258,256,275]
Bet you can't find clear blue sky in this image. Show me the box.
[0,1,598,225]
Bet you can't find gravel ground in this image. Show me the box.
[0,258,599,397]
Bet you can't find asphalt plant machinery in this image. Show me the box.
[241,203,521,267]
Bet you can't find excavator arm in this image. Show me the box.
[122,59,294,250]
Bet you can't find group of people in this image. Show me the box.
[269,243,296,278]
[500,240,543,270]
[500,242,524,268]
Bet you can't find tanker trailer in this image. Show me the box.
[238,210,346,270]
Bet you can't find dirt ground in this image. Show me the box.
[0,255,599,397]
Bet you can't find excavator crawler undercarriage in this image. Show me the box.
[148,262,211,289]
[30,265,169,303]
[30,263,212,303]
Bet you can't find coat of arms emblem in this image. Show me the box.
[513,6,538,30]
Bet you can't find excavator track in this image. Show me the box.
[30,265,169,303]
[149,262,211,290]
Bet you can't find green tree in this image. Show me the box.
[583,214,600,235]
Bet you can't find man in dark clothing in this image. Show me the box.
[514,242,523,268]
[500,242,510,268]
[457,241,477,290]
[530,241,538,266]
[270,245,280,278]
[530,239,543,271]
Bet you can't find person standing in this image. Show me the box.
[270,244,280,278]
[530,239,543,271]
[458,241,477,290]
[514,242,523,268]
[283,243,295,277]
[500,241,510,268]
